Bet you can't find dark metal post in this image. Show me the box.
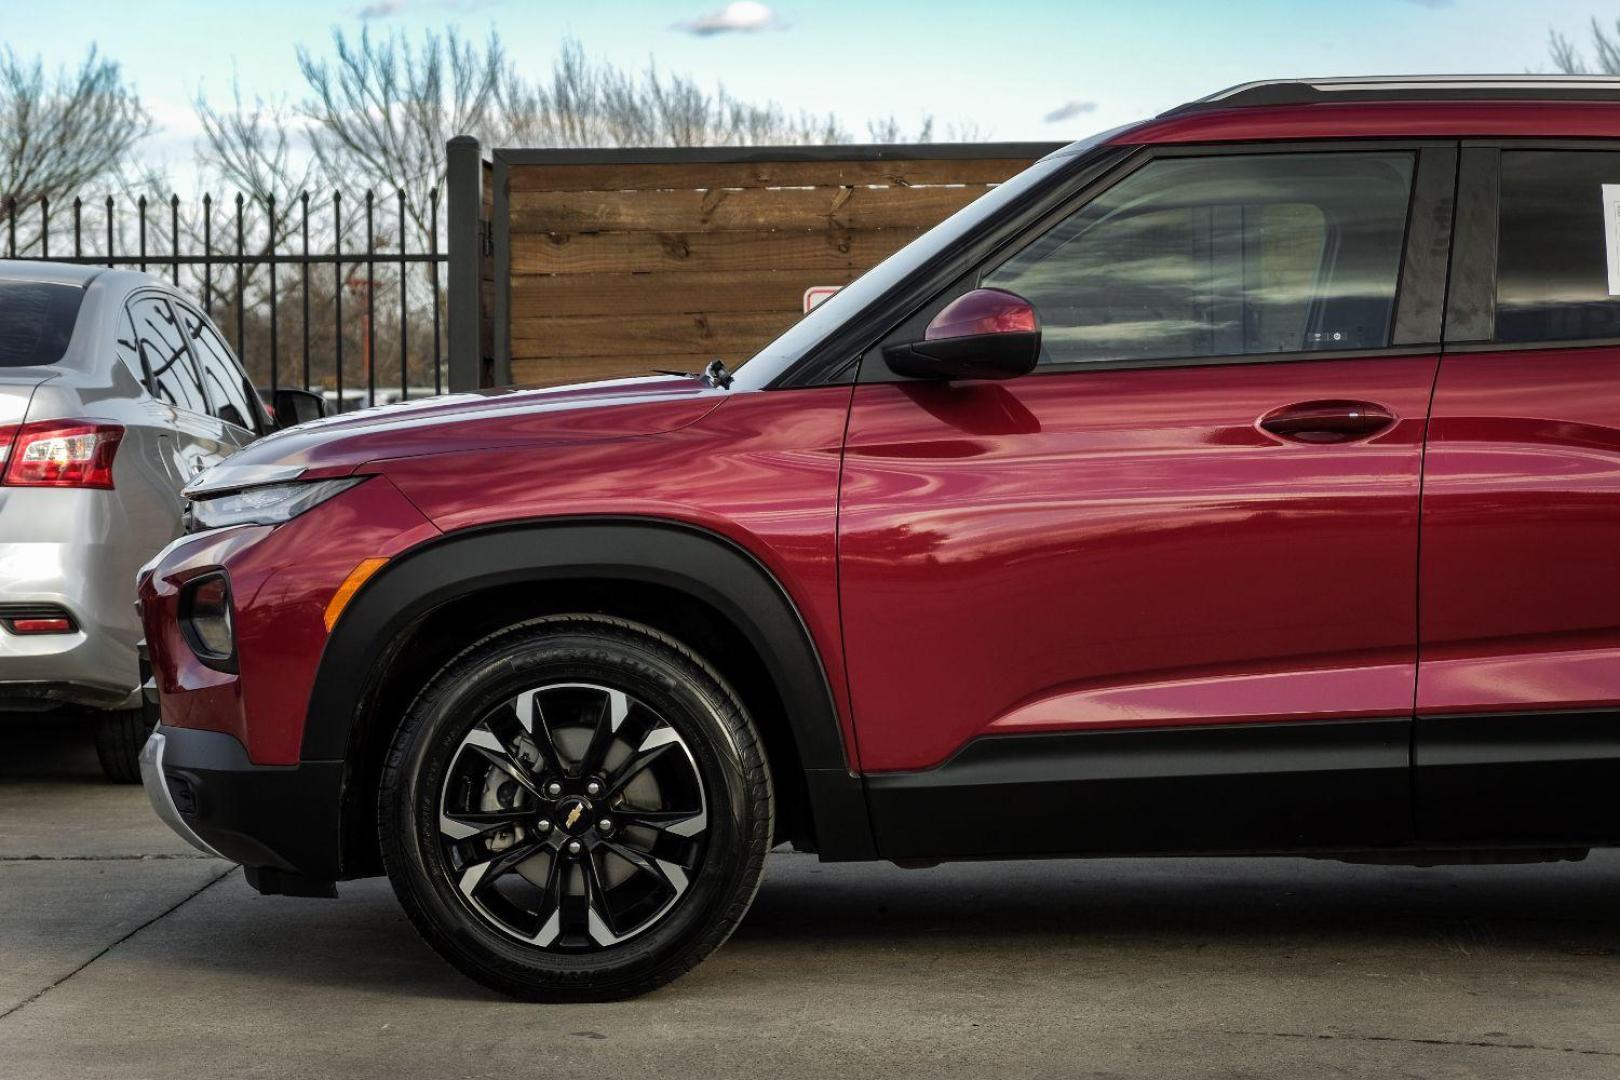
[202,195,213,314]
[268,195,279,395]
[333,191,344,409]
[445,135,483,392]
[104,197,113,269]
[365,189,376,406]
[138,196,147,272]
[398,189,408,401]
[429,187,442,395]
[72,198,82,259]
[234,194,245,361]
[39,198,48,259]
[300,192,311,391]
[169,196,180,286]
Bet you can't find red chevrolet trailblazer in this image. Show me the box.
[140,76,1620,1000]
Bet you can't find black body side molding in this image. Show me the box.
[866,719,1414,860]
[303,518,876,866]
[1415,709,1620,845]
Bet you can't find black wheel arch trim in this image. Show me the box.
[303,516,877,863]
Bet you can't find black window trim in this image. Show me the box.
[845,138,1460,386]
[1445,138,1620,354]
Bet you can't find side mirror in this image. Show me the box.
[883,288,1041,381]
[271,388,328,430]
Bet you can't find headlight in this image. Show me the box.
[189,477,364,531]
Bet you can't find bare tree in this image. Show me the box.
[1549,19,1620,73]
[501,39,852,148]
[0,46,150,252]
[296,27,503,240]
[191,30,957,251]
[197,82,322,229]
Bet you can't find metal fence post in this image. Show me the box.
[446,135,484,392]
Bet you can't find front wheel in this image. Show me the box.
[378,615,773,1001]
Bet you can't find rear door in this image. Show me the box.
[845,143,1457,859]
[1418,144,1620,844]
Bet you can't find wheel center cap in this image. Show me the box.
[555,796,592,835]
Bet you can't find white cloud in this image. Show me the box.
[1043,100,1098,124]
[673,2,783,37]
[357,0,407,19]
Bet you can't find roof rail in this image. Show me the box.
[1160,75,1620,117]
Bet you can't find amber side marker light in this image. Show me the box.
[324,557,389,632]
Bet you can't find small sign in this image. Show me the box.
[803,285,841,313]
[1604,185,1620,296]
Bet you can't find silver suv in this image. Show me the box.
[0,262,319,780]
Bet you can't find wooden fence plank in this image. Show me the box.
[505,158,1035,192]
[509,184,990,234]
[511,269,852,317]
[510,227,921,275]
[510,309,802,359]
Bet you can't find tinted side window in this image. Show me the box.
[128,296,208,414]
[177,305,259,433]
[1495,150,1620,343]
[985,152,1416,366]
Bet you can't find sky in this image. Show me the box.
[6,0,1620,180]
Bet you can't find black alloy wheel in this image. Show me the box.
[379,615,773,1000]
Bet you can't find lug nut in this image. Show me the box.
[567,840,582,855]
[536,819,552,834]
[545,781,563,797]
[585,780,602,796]
[596,818,614,834]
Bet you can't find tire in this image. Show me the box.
[94,708,156,784]
[378,614,773,1001]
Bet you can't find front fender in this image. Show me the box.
[306,517,876,861]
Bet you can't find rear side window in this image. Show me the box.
[1495,150,1620,343]
[125,295,208,415]
[177,305,260,433]
[985,151,1416,366]
[0,281,84,367]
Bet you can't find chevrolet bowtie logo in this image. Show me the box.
[564,803,585,830]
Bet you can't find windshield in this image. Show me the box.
[729,150,1080,390]
[0,281,84,368]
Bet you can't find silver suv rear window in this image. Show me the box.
[0,281,84,368]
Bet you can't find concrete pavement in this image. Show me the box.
[3,715,1619,1079]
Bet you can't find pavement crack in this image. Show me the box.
[1230,1029,1620,1058]
[0,854,219,862]
[0,865,236,1025]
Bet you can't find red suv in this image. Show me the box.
[140,77,1620,1000]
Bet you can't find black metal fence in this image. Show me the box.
[3,188,450,409]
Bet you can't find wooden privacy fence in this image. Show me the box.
[445,140,1064,390]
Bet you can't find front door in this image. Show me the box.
[842,145,1456,859]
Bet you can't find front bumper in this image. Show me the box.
[139,723,346,891]
[140,730,226,859]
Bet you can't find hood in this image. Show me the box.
[189,374,726,494]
